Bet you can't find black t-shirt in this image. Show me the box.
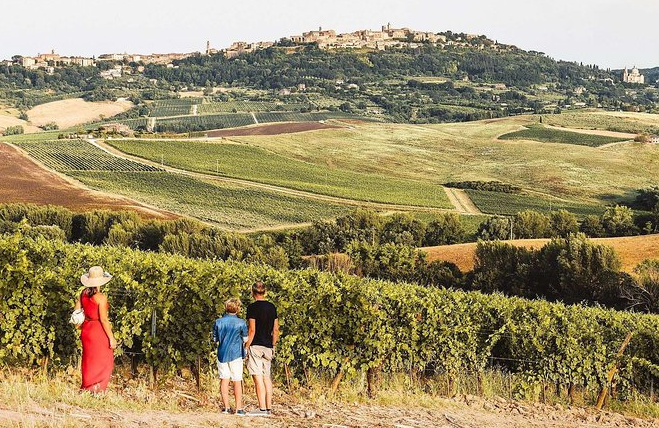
[247,300,278,348]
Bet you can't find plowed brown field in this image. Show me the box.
[0,143,176,218]
[206,121,340,137]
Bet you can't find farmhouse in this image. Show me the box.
[98,123,134,136]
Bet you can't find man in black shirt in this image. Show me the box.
[245,281,279,416]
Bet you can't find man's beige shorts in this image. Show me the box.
[246,346,273,376]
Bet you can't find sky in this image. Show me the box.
[1,0,657,69]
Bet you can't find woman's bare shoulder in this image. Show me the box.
[92,293,108,304]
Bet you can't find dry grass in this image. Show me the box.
[1,367,657,427]
[422,234,659,273]
[0,109,41,134]
[232,116,659,203]
[27,99,133,129]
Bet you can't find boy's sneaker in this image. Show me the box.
[221,408,231,414]
[235,409,246,416]
[246,409,270,417]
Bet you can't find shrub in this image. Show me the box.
[549,210,579,237]
[2,125,24,136]
[444,180,521,194]
[476,217,510,241]
[601,205,638,237]
[580,215,606,238]
[423,213,466,246]
[513,210,550,239]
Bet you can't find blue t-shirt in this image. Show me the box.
[212,314,248,363]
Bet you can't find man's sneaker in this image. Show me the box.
[246,409,270,417]
[266,409,273,416]
[235,409,246,416]
[221,408,231,414]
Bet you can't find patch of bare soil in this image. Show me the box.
[207,121,341,137]
[27,98,134,129]
[0,143,176,219]
[423,234,659,273]
[0,395,655,428]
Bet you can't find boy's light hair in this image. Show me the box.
[252,281,266,295]
[225,298,241,314]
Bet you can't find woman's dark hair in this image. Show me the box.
[84,287,99,298]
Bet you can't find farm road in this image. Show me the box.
[444,188,482,214]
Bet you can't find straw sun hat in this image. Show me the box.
[80,266,113,288]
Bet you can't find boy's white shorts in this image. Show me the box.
[217,358,244,381]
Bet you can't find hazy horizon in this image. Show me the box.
[2,0,658,69]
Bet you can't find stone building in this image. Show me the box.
[622,66,645,84]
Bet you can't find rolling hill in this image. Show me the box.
[422,233,659,273]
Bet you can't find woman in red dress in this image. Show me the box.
[75,266,117,392]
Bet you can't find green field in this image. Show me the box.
[2,130,64,142]
[105,139,454,208]
[229,118,658,203]
[71,171,351,230]
[541,110,659,134]
[498,125,628,147]
[14,140,160,172]
[117,118,149,130]
[465,190,605,217]
[198,101,311,114]
[150,104,192,117]
[153,113,255,132]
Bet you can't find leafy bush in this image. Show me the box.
[445,180,521,194]
[601,206,639,237]
[476,216,511,240]
[423,213,466,246]
[2,125,24,136]
[635,187,659,211]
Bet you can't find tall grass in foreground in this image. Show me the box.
[2,365,658,421]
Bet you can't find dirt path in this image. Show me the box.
[1,395,655,428]
[94,139,461,215]
[0,142,176,219]
[444,188,482,214]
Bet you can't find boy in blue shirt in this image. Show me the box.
[213,298,248,415]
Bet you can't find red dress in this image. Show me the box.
[80,294,114,392]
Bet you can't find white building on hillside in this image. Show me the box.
[622,66,645,84]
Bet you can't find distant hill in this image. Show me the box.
[3,29,659,125]
[641,67,659,84]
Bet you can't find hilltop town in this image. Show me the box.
[217,23,486,58]
[0,24,649,89]
[3,24,502,71]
